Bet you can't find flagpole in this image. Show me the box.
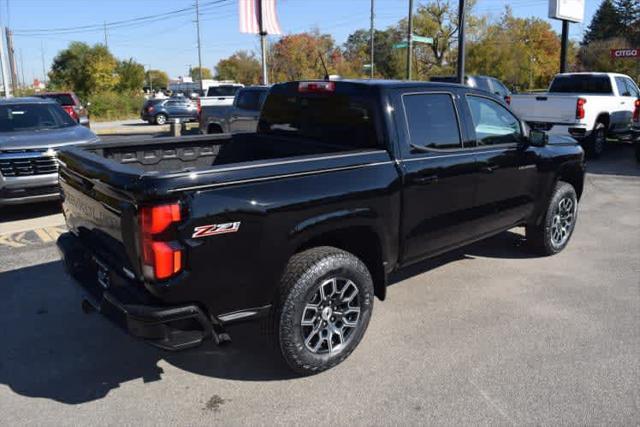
[258,0,268,85]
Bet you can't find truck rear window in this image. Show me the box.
[258,93,379,149]
[549,75,612,94]
[207,86,241,97]
[36,94,75,106]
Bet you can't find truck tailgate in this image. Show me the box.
[58,159,141,278]
[510,94,578,124]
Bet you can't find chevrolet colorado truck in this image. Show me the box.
[509,72,640,157]
[56,80,585,374]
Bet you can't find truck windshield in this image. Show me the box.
[258,93,379,149]
[207,86,241,97]
[0,103,76,133]
[549,75,613,94]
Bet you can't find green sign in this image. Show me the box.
[393,35,433,49]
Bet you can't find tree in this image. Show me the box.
[578,37,639,81]
[343,27,404,79]
[467,10,566,90]
[145,69,169,89]
[48,42,118,98]
[116,59,145,92]
[614,0,640,44]
[189,66,212,80]
[215,51,261,84]
[582,0,622,45]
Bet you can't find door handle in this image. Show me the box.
[412,174,439,184]
[480,165,496,174]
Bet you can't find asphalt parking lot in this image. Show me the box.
[0,144,638,425]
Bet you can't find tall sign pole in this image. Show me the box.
[406,0,413,80]
[456,0,466,84]
[258,0,268,85]
[195,0,204,93]
[0,27,11,97]
[370,0,375,78]
[548,0,584,73]
[5,28,17,94]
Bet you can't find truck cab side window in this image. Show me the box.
[615,77,632,97]
[402,93,462,150]
[467,95,521,146]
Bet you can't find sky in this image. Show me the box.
[1,0,601,85]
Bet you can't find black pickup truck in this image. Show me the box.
[57,79,585,374]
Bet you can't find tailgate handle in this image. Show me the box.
[535,96,548,101]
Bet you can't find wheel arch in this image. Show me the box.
[558,162,585,201]
[594,112,610,130]
[207,121,225,134]
[291,219,388,301]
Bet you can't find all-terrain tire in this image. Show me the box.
[273,246,374,375]
[526,181,578,256]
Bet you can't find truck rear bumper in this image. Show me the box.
[56,232,230,350]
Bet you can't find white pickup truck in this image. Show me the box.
[510,72,640,157]
[198,83,244,108]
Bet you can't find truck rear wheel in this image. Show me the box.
[526,181,578,256]
[586,122,606,158]
[274,246,374,375]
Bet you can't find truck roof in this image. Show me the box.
[326,79,465,89]
[554,72,632,78]
[0,96,57,105]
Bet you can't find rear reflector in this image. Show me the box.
[633,99,640,123]
[140,203,183,281]
[298,81,335,93]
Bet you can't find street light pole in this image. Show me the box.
[406,0,413,80]
[258,0,268,85]
[559,20,569,73]
[456,0,466,84]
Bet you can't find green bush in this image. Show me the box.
[87,91,145,121]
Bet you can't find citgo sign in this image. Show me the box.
[610,48,640,59]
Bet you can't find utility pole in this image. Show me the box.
[103,21,109,48]
[0,27,11,97]
[456,0,466,84]
[5,28,17,94]
[559,20,569,73]
[406,0,414,80]
[370,0,375,78]
[40,41,46,85]
[19,48,24,89]
[257,0,268,85]
[147,65,153,92]
[195,0,204,93]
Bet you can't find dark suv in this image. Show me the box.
[33,92,90,127]
[140,97,199,125]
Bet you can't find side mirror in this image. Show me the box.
[529,129,548,147]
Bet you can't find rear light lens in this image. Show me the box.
[633,99,640,123]
[147,105,155,113]
[63,105,79,122]
[576,97,586,120]
[298,81,335,93]
[196,98,201,115]
[140,203,183,281]
[504,95,511,106]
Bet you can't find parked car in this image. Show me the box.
[509,72,640,157]
[198,83,244,108]
[430,75,512,104]
[199,86,269,134]
[33,91,90,127]
[57,79,585,374]
[140,97,199,125]
[0,98,98,205]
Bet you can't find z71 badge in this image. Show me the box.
[192,222,241,238]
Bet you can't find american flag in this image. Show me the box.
[239,0,282,35]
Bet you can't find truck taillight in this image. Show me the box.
[298,81,335,93]
[633,99,640,123]
[139,203,183,281]
[576,98,586,120]
[504,95,511,106]
[196,98,201,115]
[63,105,79,122]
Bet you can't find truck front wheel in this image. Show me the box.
[526,181,578,256]
[274,246,374,375]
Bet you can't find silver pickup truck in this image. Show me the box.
[0,97,98,206]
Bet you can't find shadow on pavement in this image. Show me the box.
[585,143,639,177]
[0,201,61,223]
[0,230,535,404]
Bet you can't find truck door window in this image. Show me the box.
[615,77,632,96]
[467,95,521,146]
[402,93,462,149]
[236,90,261,111]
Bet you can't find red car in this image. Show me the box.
[33,92,90,127]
